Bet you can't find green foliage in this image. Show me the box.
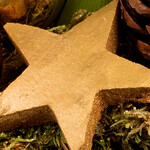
[0,123,67,150]
[93,102,150,150]
[58,0,113,25]
[48,9,92,34]
[18,0,66,28]
[0,103,149,149]
[24,0,55,27]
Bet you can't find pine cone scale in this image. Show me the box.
[120,0,150,60]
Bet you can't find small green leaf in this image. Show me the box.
[135,135,141,144]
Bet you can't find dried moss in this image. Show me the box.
[0,123,67,150]
[0,102,149,149]
[93,102,150,150]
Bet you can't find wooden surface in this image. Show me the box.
[0,0,150,149]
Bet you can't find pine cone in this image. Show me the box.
[120,0,150,60]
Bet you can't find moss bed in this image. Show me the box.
[0,102,149,150]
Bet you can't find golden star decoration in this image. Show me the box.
[0,0,150,149]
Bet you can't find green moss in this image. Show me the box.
[92,102,150,150]
[0,123,67,150]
